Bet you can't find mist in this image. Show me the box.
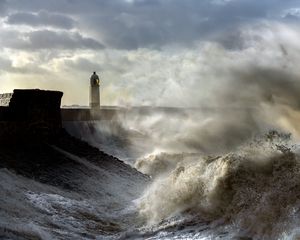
[63,22,300,174]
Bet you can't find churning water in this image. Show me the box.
[2,108,300,239]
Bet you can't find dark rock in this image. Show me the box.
[0,89,149,190]
[0,89,63,141]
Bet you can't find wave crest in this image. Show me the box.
[138,134,300,238]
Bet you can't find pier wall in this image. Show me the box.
[0,89,63,141]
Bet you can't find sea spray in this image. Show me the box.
[137,131,300,239]
[135,152,200,178]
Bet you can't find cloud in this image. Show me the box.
[0,54,49,75]
[63,57,102,73]
[0,29,105,50]
[1,0,300,110]
[0,0,290,49]
[71,0,300,49]
[6,11,76,29]
[0,0,7,13]
[0,0,299,50]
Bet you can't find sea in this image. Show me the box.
[1,108,300,239]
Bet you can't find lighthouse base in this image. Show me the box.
[89,86,100,109]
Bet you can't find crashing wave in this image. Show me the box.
[137,131,300,239]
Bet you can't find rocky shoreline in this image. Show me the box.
[0,89,150,239]
[0,129,148,191]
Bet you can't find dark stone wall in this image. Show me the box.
[0,107,9,120]
[0,89,63,141]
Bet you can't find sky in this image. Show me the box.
[1,0,300,106]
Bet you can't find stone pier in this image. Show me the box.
[0,89,63,141]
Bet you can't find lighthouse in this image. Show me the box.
[89,72,100,109]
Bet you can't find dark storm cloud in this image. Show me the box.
[1,30,105,50]
[6,11,76,29]
[283,14,300,21]
[2,0,300,50]
[0,0,6,13]
[72,0,300,49]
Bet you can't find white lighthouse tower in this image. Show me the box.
[89,72,100,109]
